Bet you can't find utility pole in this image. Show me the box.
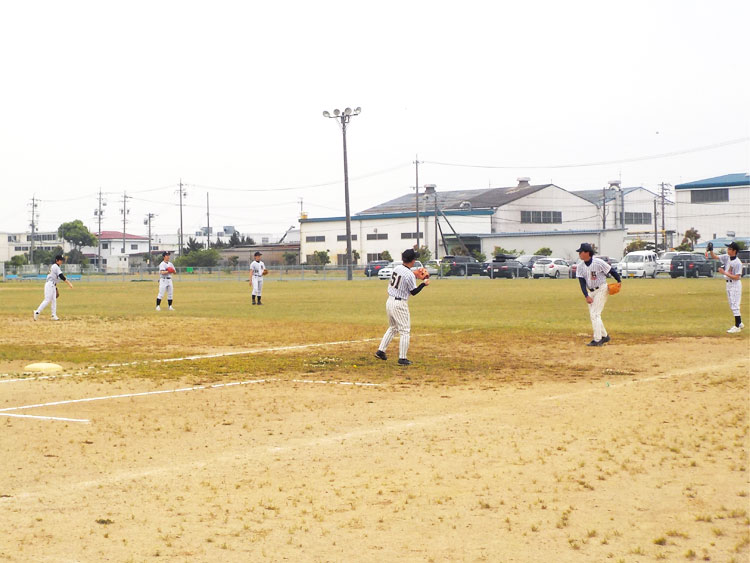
[177,179,187,256]
[659,182,671,248]
[206,192,210,249]
[28,195,38,264]
[95,188,106,271]
[144,213,155,266]
[602,187,607,230]
[653,199,658,251]
[414,156,421,249]
[120,192,131,261]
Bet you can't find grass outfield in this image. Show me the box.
[0,276,746,378]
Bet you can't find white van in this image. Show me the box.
[618,250,657,278]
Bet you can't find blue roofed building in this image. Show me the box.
[674,173,750,243]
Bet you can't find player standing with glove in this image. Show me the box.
[706,241,744,333]
[33,254,73,321]
[249,251,268,305]
[575,243,621,346]
[156,251,175,311]
[375,248,430,366]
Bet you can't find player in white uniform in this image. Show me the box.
[249,251,267,305]
[375,249,430,366]
[707,241,744,333]
[575,243,622,346]
[156,251,175,311]
[33,254,73,321]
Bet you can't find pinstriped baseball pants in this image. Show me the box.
[726,280,742,315]
[379,296,411,359]
[588,285,609,341]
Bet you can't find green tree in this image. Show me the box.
[308,250,330,266]
[228,232,241,247]
[733,240,747,250]
[241,235,256,245]
[174,248,220,268]
[625,239,649,253]
[228,256,240,268]
[535,247,553,256]
[352,249,360,264]
[683,228,700,251]
[282,252,297,266]
[213,237,228,249]
[184,237,204,254]
[471,250,486,262]
[449,245,469,256]
[415,245,432,263]
[58,220,98,250]
[66,248,88,265]
[9,255,27,267]
[31,246,63,265]
[493,246,519,256]
[381,250,392,262]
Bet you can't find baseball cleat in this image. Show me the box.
[586,339,603,346]
[740,322,745,329]
[601,335,611,344]
[33,310,39,321]
[727,326,741,333]
[397,358,412,366]
[375,350,387,361]
[155,306,161,311]
[51,316,60,321]
[168,306,175,311]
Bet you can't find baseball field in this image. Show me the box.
[0,277,748,562]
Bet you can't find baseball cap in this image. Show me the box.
[162,251,171,256]
[54,254,65,262]
[401,248,417,262]
[254,251,262,256]
[727,241,740,251]
[576,243,594,254]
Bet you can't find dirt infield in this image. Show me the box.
[1,337,748,562]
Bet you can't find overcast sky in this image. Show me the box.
[1,0,748,241]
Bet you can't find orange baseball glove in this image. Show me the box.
[607,282,621,295]
[414,267,430,280]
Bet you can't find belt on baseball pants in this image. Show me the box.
[727,279,736,283]
[587,286,603,292]
[393,297,403,300]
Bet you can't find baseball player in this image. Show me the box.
[707,241,744,333]
[249,251,268,305]
[375,248,430,366]
[575,243,622,346]
[33,254,73,321]
[156,251,175,311]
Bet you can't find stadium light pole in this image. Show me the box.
[323,107,361,281]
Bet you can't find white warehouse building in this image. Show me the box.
[300,179,627,264]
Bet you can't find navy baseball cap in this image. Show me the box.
[576,243,594,254]
[254,251,262,256]
[162,251,170,256]
[727,241,740,251]
[54,254,65,262]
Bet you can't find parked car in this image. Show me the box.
[532,258,570,278]
[569,256,620,278]
[618,251,658,278]
[442,255,484,276]
[364,260,389,277]
[669,253,714,278]
[377,260,423,280]
[488,259,530,279]
[517,254,546,271]
[423,259,441,276]
[739,250,750,276]
[657,251,678,273]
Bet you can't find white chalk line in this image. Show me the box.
[0,412,90,423]
[0,376,381,423]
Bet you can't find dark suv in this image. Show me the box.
[364,260,389,277]
[442,255,484,276]
[670,253,714,278]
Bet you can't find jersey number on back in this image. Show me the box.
[390,272,402,289]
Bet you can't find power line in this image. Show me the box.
[423,137,750,170]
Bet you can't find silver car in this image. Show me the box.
[378,260,423,280]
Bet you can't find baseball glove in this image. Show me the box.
[414,267,430,280]
[706,242,713,252]
[262,269,269,276]
[607,282,621,295]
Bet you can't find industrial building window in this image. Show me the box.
[401,232,423,239]
[305,235,325,242]
[336,234,357,241]
[690,188,729,203]
[131,244,138,250]
[623,212,652,225]
[367,253,385,262]
[521,210,562,224]
[102,243,109,249]
[366,233,388,240]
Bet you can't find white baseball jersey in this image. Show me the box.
[157,261,174,299]
[576,257,611,290]
[387,265,417,300]
[720,254,743,315]
[46,263,64,284]
[250,260,266,277]
[159,261,173,278]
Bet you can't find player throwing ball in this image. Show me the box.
[575,243,621,346]
[33,254,73,321]
[249,251,268,305]
[156,251,175,311]
[375,248,430,366]
[707,241,744,333]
